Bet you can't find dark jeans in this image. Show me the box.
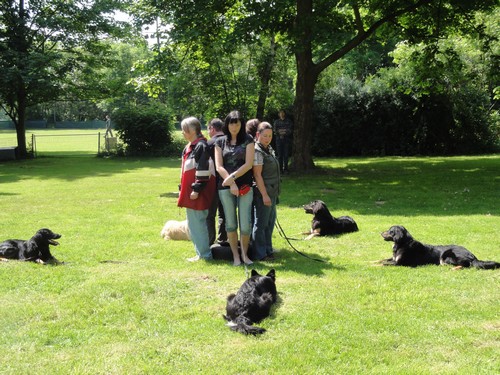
[207,192,227,245]
[276,137,290,171]
[251,193,277,260]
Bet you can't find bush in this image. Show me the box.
[312,74,498,157]
[112,105,174,156]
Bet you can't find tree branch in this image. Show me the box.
[353,3,364,34]
[316,0,432,74]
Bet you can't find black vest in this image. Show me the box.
[254,143,281,198]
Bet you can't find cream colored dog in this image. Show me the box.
[160,220,190,241]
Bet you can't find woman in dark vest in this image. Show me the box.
[251,122,281,261]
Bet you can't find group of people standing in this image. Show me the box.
[176,110,293,266]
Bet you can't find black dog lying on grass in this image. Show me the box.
[0,228,62,264]
[381,225,500,269]
[223,269,277,335]
[303,200,358,240]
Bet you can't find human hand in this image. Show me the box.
[230,184,239,196]
[263,195,272,206]
[190,191,199,200]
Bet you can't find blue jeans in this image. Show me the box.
[218,188,254,235]
[186,208,212,259]
[252,193,277,260]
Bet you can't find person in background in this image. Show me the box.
[251,122,281,261]
[214,110,255,266]
[273,109,293,174]
[177,117,216,262]
[245,118,260,140]
[105,114,113,138]
[206,118,227,245]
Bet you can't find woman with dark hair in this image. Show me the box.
[214,110,255,266]
[251,122,281,261]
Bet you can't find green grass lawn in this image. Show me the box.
[0,154,499,374]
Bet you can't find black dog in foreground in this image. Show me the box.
[303,200,358,240]
[0,228,62,264]
[223,269,277,335]
[381,225,499,269]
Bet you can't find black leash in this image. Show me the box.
[275,218,328,263]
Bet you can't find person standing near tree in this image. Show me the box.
[214,110,255,266]
[105,114,113,138]
[273,109,293,174]
[178,117,216,262]
[251,122,281,261]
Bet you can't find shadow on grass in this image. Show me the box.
[0,155,180,183]
[280,155,499,217]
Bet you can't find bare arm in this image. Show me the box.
[253,164,271,206]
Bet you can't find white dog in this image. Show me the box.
[160,220,190,241]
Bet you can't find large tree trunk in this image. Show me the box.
[256,36,276,120]
[292,0,318,172]
[15,89,28,158]
[292,55,319,172]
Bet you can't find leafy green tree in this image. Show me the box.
[0,0,132,158]
[131,0,497,170]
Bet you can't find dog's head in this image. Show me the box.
[303,200,326,215]
[35,228,61,246]
[251,268,276,282]
[381,225,412,244]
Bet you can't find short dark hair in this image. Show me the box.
[208,118,223,131]
[245,118,260,138]
[257,121,272,133]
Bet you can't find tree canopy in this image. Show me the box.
[130,0,497,170]
[0,0,133,157]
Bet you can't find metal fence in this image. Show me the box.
[31,132,117,157]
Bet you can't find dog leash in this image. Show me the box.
[275,218,328,263]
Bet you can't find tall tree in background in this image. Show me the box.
[0,0,131,158]
[133,0,496,171]
[289,0,497,170]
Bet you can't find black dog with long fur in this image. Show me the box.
[0,228,62,264]
[303,200,358,240]
[223,269,277,335]
[381,225,499,269]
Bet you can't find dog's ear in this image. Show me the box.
[266,269,276,280]
[251,269,260,277]
[392,226,411,243]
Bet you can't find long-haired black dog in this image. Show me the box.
[303,200,358,240]
[223,269,277,335]
[381,225,499,269]
[0,228,62,264]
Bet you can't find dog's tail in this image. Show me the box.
[223,315,266,335]
[471,260,500,270]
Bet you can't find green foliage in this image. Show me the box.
[113,104,175,156]
[312,23,499,157]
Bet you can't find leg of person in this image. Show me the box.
[266,198,278,257]
[276,138,284,172]
[283,139,290,172]
[238,188,254,265]
[252,193,272,261]
[206,192,218,245]
[217,199,227,243]
[218,189,241,265]
[186,208,212,260]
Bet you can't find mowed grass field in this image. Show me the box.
[0,132,499,374]
[0,129,108,156]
